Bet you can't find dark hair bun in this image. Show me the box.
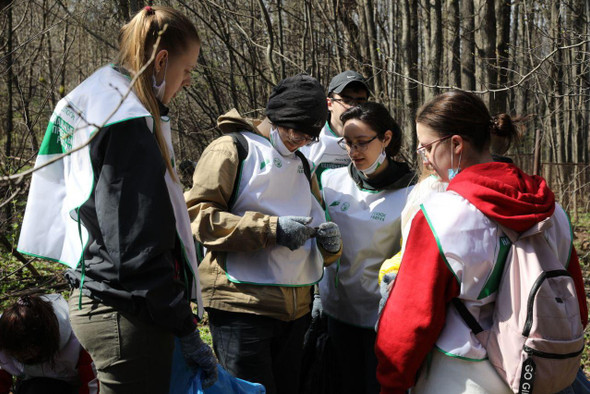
[491,114,515,138]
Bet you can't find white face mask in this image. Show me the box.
[448,147,462,181]
[360,149,387,177]
[270,127,295,157]
[152,59,168,102]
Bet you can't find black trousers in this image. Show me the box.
[327,316,380,394]
[207,308,311,394]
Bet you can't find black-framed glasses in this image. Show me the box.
[286,129,319,146]
[416,135,453,162]
[331,94,368,107]
[337,135,378,152]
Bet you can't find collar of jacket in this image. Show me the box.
[349,157,416,191]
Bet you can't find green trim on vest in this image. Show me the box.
[177,230,197,303]
[434,346,487,362]
[223,251,325,287]
[477,236,511,300]
[420,204,460,284]
[565,211,573,269]
[16,250,65,265]
[325,121,338,137]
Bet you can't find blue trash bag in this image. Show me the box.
[169,337,266,394]
[573,367,590,394]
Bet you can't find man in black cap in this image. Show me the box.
[185,74,343,394]
[300,70,370,181]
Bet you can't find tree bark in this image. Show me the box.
[460,0,476,90]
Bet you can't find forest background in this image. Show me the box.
[1,0,590,361]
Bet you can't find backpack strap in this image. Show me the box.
[295,150,312,186]
[227,131,249,208]
[451,298,484,334]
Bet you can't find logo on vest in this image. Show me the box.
[340,202,350,212]
[55,116,74,152]
[260,159,271,170]
[274,158,282,168]
[371,212,386,222]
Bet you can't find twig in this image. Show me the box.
[0,233,40,277]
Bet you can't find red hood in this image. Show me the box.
[447,162,555,232]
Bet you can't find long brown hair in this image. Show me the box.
[0,295,60,364]
[116,6,200,179]
[416,90,520,152]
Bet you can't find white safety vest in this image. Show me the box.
[224,132,325,286]
[320,167,413,327]
[299,123,350,179]
[17,65,203,317]
[421,191,572,360]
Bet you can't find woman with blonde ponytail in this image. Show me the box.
[17,6,217,393]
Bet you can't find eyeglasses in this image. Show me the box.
[285,129,319,146]
[416,135,453,162]
[331,94,368,107]
[337,135,378,152]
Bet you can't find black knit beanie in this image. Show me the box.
[265,74,328,138]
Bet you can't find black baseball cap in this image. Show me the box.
[328,70,370,95]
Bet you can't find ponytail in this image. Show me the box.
[116,6,200,181]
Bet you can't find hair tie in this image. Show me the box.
[17,296,32,307]
[144,6,155,15]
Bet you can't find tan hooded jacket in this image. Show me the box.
[185,109,340,321]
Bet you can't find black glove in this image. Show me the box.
[316,222,341,253]
[276,216,316,250]
[179,330,218,388]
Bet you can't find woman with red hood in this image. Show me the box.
[375,90,588,394]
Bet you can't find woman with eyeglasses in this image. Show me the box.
[185,74,343,394]
[317,102,415,394]
[375,90,587,393]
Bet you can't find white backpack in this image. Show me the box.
[453,216,584,394]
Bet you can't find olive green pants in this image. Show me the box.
[69,289,174,394]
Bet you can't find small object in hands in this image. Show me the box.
[310,227,320,238]
[276,216,317,250]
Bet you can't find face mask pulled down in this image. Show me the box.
[270,127,295,157]
[360,149,387,177]
[152,59,168,102]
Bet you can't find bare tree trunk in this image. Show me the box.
[257,0,277,84]
[426,0,442,100]
[492,0,510,114]
[363,0,382,98]
[551,1,566,164]
[402,0,419,151]
[482,0,497,100]
[5,2,13,160]
[449,0,461,88]
[461,0,476,90]
[277,0,286,80]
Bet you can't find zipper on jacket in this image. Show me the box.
[291,288,297,320]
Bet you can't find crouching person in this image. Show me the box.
[186,74,342,394]
[0,294,98,394]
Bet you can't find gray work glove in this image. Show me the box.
[378,272,397,317]
[316,222,341,253]
[179,330,218,388]
[311,293,323,320]
[276,216,316,251]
